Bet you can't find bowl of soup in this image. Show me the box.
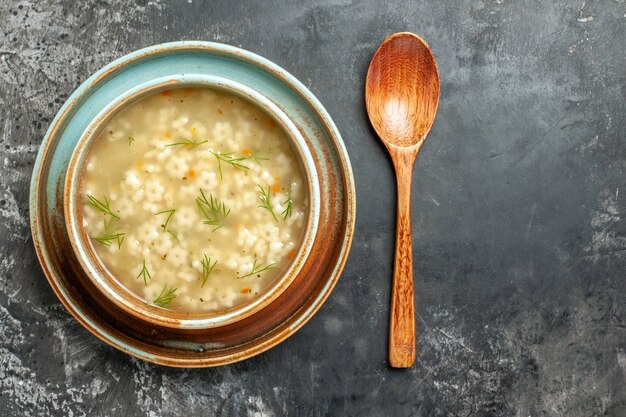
[64,74,320,329]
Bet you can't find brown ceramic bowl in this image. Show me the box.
[30,42,355,367]
[64,75,321,330]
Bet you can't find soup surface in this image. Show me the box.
[80,87,307,313]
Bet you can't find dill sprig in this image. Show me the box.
[245,150,269,163]
[93,232,125,249]
[155,209,176,232]
[257,184,278,222]
[210,151,250,180]
[153,284,177,307]
[200,254,218,288]
[136,259,152,286]
[196,189,230,231]
[86,194,120,220]
[282,196,293,220]
[239,258,276,279]
[165,138,208,147]
[128,136,135,146]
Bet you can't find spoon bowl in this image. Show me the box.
[366,32,440,148]
[365,32,440,368]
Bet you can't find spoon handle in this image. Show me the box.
[389,149,416,368]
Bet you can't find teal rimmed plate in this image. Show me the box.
[30,41,355,367]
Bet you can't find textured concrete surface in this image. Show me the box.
[1,0,625,416]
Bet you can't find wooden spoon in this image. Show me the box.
[365,32,440,368]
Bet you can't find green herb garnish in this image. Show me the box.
[196,189,230,231]
[200,254,218,288]
[282,196,293,220]
[210,151,250,180]
[257,184,278,222]
[136,259,152,285]
[155,209,176,232]
[239,258,276,279]
[86,194,120,220]
[153,284,177,307]
[128,136,135,146]
[165,138,208,148]
[93,232,125,249]
[245,150,269,163]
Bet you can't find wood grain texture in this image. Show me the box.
[388,146,418,367]
[365,32,440,368]
[365,32,440,148]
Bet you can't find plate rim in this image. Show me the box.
[29,41,356,367]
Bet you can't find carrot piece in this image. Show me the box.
[165,132,172,139]
[242,148,252,156]
[186,169,195,178]
[271,184,282,193]
[288,250,296,259]
[241,287,251,294]
[160,90,170,96]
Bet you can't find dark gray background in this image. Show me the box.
[1,0,625,416]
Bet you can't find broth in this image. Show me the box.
[80,87,307,313]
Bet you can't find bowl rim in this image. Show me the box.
[63,74,321,329]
